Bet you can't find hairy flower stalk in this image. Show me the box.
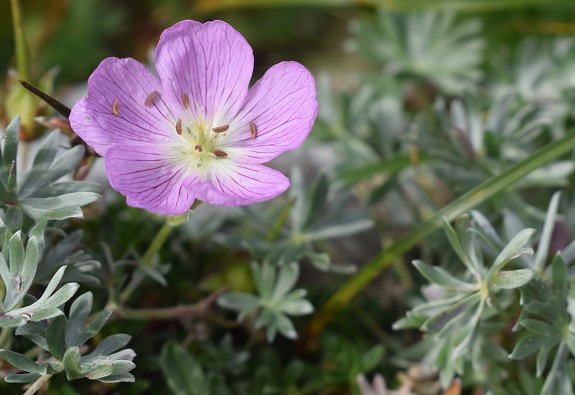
[70,20,318,214]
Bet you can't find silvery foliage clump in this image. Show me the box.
[0,116,135,385]
[347,10,484,93]
[315,10,575,395]
[214,169,372,341]
[394,193,575,395]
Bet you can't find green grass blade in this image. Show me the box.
[304,129,575,341]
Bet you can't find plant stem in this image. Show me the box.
[115,288,225,320]
[142,221,174,268]
[118,209,198,305]
[118,222,174,305]
[303,128,575,342]
[23,374,52,395]
[10,0,29,82]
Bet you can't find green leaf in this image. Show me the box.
[359,345,384,371]
[512,334,545,361]
[30,307,64,322]
[46,316,67,360]
[421,292,480,332]
[392,311,429,330]
[521,319,556,335]
[533,192,561,271]
[20,192,100,220]
[66,292,93,347]
[2,117,19,171]
[490,269,534,289]
[279,298,314,316]
[442,218,476,275]
[272,263,299,300]
[83,363,115,380]
[4,373,42,384]
[488,228,535,277]
[304,217,373,242]
[252,261,275,300]
[217,292,259,315]
[275,313,297,340]
[160,340,208,395]
[62,346,83,380]
[8,231,25,278]
[4,372,42,384]
[87,334,132,358]
[413,260,477,291]
[15,321,48,350]
[22,236,39,282]
[78,309,113,346]
[16,282,79,317]
[0,349,45,373]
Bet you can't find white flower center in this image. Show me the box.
[170,109,229,171]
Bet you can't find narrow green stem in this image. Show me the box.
[304,128,575,342]
[23,373,53,395]
[118,221,174,305]
[142,221,174,268]
[118,209,197,305]
[10,0,29,82]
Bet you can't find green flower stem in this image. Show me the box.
[141,221,174,267]
[118,207,199,305]
[10,0,29,82]
[118,221,175,305]
[23,374,53,395]
[304,128,575,342]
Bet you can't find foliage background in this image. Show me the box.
[3,0,575,394]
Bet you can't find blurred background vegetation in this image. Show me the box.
[3,0,575,394]
[1,0,575,92]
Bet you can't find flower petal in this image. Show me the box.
[155,20,254,126]
[184,161,289,206]
[70,57,181,156]
[104,145,195,215]
[221,61,318,164]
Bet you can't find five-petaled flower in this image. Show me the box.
[70,20,318,214]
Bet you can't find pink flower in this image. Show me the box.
[70,20,318,214]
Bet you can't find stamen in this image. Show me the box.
[212,124,230,133]
[214,149,228,157]
[176,119,182,135]
[195,144,203,152]
[112,100,120,116]
[249,122,257,140]
[145,91,158,106]
[182,93,190,110]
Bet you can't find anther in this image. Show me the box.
[145,91,158,106]
[182,93,190,110]
[214,149,228,157]
[112,100,120,116]
[176,119,182,135]
[195,144,203,152]
[249,122,257,140]
[212,124,230,133]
